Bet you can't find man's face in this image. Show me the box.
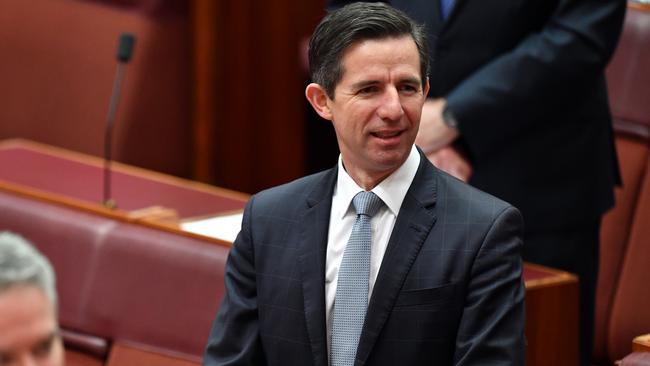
[0,285,64,366]
[322,36,428,186]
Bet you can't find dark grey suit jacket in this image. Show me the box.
[204,154,525,365]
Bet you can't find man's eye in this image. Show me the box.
[32,337,54,357]
[399,85,418,93]
[358,86,379,94]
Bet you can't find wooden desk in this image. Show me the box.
[634,334,650,352]
[0,139,578,365]
[0,138,247,243]
[524,263,579,366]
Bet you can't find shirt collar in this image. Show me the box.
[335,145,420,219]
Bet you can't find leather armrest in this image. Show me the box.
[61,329,110,359]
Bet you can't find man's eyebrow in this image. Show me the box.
[349,80,380,90]
[399,76,422,85]
[350,77,421,88]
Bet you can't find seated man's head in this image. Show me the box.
[306,2,430,189]
[0,232,63,366]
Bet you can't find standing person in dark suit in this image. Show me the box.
[329,1,626,365]
[204,3,525,365]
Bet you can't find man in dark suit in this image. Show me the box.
[204,3,525,365]
[330,1,626,364]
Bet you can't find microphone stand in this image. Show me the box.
[102,62,126,209]
[102,33,135,209]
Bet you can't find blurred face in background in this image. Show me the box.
[0,285,64,366]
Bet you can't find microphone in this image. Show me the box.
[103,33,135,209]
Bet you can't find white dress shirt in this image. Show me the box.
[325,145,420,353]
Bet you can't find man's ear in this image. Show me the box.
[423,77,430,96]
[305,83,333,120]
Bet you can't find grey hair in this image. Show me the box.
[0,231,57,308]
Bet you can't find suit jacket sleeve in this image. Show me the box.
[204,197,266,366]
[454,206,526,365]
[448,0,626,157]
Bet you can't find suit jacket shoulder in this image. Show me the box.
[250,168,335,215]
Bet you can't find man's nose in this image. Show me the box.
[377,87,404,121]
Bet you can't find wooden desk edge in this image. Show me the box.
[633,333,650,352]
[0,138,249,202]
[0,180,233,248]
[629,2,650,12]
[524,262,579,290]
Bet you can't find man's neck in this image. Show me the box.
[346,169,393,191]
[340,158,409,191]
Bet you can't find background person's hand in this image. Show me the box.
[415,98,459,154]
[426,145,472,182]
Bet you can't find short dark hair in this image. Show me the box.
[308,2,429,99]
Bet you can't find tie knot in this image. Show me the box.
[352,191,383,217]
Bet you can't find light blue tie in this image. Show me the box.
[440,0,455,19]
[331,191,384,366]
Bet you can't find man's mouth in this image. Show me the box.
[371,130,402,138]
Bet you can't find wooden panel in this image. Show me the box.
[191,0,220,183]
[524,263,580,366]
[190,0,325,193]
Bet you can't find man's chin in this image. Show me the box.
[369,152,409,173]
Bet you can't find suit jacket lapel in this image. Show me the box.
[356,153,439,365]
[297,167,337,366]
